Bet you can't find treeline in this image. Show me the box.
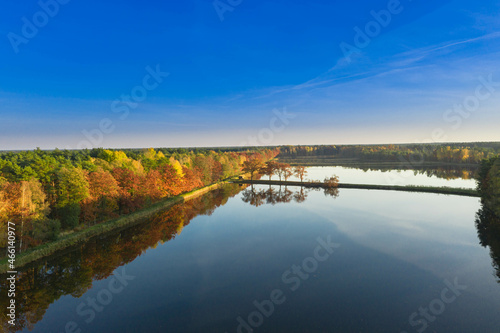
[0,147,278,252]
[242,159,308,182]
[477,156,500,217]
[279,142,500,164]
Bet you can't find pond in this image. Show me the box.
[1,168,498,333]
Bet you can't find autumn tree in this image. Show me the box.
[4,180,49,221]
[242,158,263,181]
[180,166,204,193]
[112,167,145,214]
[283,164,293,181]
[324,175,339,188]
[157,164,182,197]
[143,169,163,202]
[0,180,9,247]
[82,170,120,224]
[260,161,278,180]
[56,167,89,229]
[294,166,307,182]
[1,179,51,250]
[0,147,279,251]
[274,163,292,181]
[169,157,184,178]
[274,163,285,181]
[211,159,223,181]
[192,155,214,185]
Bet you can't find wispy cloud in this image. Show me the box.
[251,31,500,101]
[396,31,500,61]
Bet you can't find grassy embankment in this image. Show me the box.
[232,179,479,197]
[0,177,244,273]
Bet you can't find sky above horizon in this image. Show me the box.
[1,0,500,150]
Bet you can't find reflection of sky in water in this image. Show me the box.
[24,186,499,333]
[296,187,483,276]
[269,166,477,188]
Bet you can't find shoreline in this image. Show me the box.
[0,181,230,273]
[231,179,479,197]
[1,173,478,273]
[276,160,480,168]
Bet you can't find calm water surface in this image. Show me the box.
[11,180,500,333]
[269,166,477,189]
[9,182,500,332]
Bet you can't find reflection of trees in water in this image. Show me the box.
[475,157,500,283]
[475,206,500,282]
[294,188,307,203]
[0,184,244,333]
[346,165,478,180]
[241,185,338,207]
[323,186,339,197]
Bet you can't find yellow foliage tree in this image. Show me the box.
[144,148,157,160]
[169,157,184,178]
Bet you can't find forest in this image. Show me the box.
[278,142,500,164]
[477,156,500,218]
[0,147,278,253]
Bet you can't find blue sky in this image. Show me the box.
[1,0,500,149]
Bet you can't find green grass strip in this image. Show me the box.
[0,182,224,273]
[232,180,479,197]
